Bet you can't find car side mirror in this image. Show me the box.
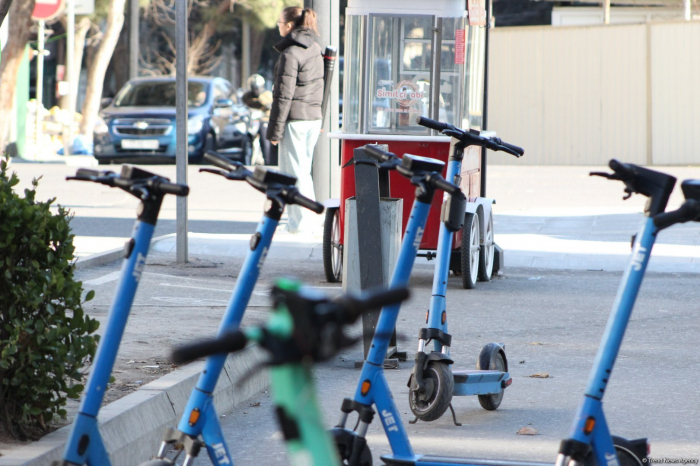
[215,98,234,108]
[100,97,113,109]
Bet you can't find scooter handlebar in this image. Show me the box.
[154,180,190,197]
[364,144,398,164]
[497,140,525,157]
[431,175,461,195]
[171,330,248,365]
[290,189,324,214]
[204,150,244,172]
[337,287,410,323]
[415,116,449,131]
[653,199,700,230]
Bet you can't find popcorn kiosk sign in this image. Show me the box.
[325,0,492,284]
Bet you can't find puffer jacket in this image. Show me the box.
[266,27,324,142]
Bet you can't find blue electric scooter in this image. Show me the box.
[333,158,680,466]
[407,117,523,424]
[144,151,323,466]
[55,167,189,466]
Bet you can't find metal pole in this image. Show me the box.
[241,20,250,87]
[35,20,45,160]
[603,0,611,24]
[480,0,491,198]
[66,0,75,155]
[176,0,188,263]
[130,0,139,79]
[684,0,691,20]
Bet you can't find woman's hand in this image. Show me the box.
[270,141,279,146]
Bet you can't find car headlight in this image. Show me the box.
[94,117,109,135]
[188,117,204,135]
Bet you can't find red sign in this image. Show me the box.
[32,0,65,21]
[455,30,466,65]
[468,0,486,26]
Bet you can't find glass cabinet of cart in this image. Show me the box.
[342,14,486,136]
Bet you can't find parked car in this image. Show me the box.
[93,76,252,165]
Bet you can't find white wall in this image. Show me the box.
[488,21,700,166]
[551,7,685,26]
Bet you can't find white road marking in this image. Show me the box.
[83,271,122,286]
[159,283,232,293]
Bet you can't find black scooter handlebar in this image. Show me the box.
[336,287,410,323]
[653,199,700,230]
[171,330,248,365]
[205,150,245,172]
[290,189,324,214]
[431,175,461,195]
[415,116,449,131]
[364,144,398,163]
[154,180,190,197]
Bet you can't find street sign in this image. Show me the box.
[32,0,65,21]
[75,0,95,16]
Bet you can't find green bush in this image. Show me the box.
[0,157,99,440]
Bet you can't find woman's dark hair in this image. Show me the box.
[281,6,318,35]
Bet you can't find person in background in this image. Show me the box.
[267,6,323,234]
[242,74,275,165]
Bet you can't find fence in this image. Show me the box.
[487,21,700,165]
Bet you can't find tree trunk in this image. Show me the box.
[79,0,126,137]
[59,17,92,112]
[0,0,36,154]
[0,0,13,29]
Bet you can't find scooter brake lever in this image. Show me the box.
[590,171,616,179]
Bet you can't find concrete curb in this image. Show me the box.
[74,234,174,270]
[0,346,269,466]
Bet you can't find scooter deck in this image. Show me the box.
[382,454,551,466]
[452,369,507,384]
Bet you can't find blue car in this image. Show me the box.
[93,76,252,165]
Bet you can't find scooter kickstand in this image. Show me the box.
[409,417,419,424]
[448,403,462,426]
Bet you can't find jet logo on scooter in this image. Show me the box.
[258,246,269,270]
[382,409,400,432]
[212,443,231,464]
[606,451,621,466]
[413,226,425,250]
[133,253,147,282]
[630,245,648,271]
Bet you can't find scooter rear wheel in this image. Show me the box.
[477,347,506,410]
[408,361,454,422]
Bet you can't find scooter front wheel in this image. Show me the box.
[476,345,506,410]
[408,361,454,422]
[581,436,647,466]
[332,428,372,466]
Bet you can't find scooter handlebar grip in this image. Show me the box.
[609,159,636,180]
[156,181,190,197]
[653,200,700,230]
[204,150,242,172]
[171,331,248,365]
[364,144,396,163]
[360,287,410,312]
[291,191,324,214]
[499,141,525,156]
[432,176,461,195]
[415,116,448,131]
[339,287,411,323]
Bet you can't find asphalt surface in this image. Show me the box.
[6,160,700,465]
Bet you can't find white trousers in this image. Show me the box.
[278,119,322,232]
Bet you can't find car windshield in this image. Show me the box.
[114,81,209,108]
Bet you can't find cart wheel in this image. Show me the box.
[460,212,480,289]
[581,436,646,466]
[323,207,343,283]
[476,344,506,410]
[408,362,454,422]
[478,211,495,282]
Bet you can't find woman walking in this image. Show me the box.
[267,6,324,234]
